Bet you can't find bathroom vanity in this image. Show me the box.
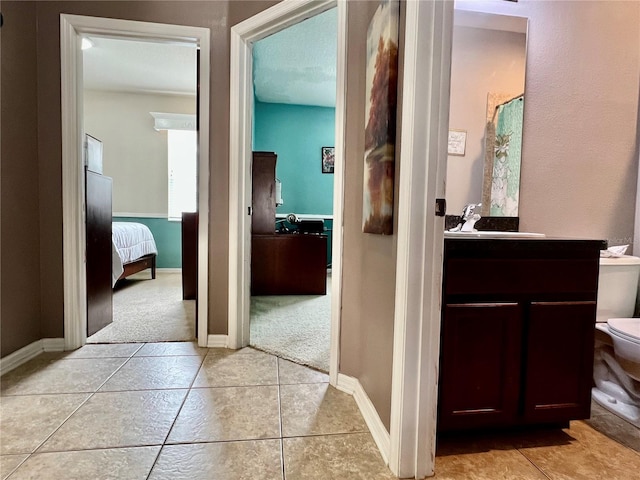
[438,237,606,432]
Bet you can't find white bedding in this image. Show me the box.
[112,222,158,286]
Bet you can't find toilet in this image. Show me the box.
[592,255,640,427]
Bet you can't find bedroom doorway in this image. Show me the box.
[81,36,198,344]
[61,15,211,350]
[248,9,338,373]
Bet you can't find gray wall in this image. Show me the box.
[339,0,402,430]
[1,2,42,355]
[507,1,640,245]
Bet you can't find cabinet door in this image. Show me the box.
[523,302,596,423]
[438,303,522,431]
[251,152,277,234]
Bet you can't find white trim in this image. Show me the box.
[156,268,182,273]
[1,338,66,376]
[60,14,210,350]
[275,213,334,220]
[388,1,453,478]
[42,338,66,352]
[329,0,347,388]
[112,212,168,219]
[228,0,344,391]
[207,335,229,348]
[336,373,391,466]
[150,112,196,131]
[335,373,358,394]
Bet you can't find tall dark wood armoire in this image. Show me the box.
[250,151,327,295]
[251,151,278,234]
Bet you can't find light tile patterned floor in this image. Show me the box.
[1,342,638,479]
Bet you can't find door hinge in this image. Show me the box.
[248,206,252,216]
[435,198,446,217]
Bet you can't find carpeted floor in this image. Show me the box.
[250,275,331,372]
[87,271,195,343]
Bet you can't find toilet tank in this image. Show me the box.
[597,255,640,322]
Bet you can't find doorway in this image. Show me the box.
[228,0,345,386]
[81,36,198,343]
[61,15,210,349]
[248,8,338,373]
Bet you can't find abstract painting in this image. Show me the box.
[362,0,399,235]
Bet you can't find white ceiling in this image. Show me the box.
[83,37,197,96]
[82,7,337,106]
[253,8,337,107]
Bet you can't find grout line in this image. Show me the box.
[146,350,208,479]
[276,358,287,480]
[24,354,135,456]
[515,448,554,480]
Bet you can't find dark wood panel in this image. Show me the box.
[120,254,156,280]
[523,302,596,423]
[86,169,113,337]
[251,152,277,235]
[438,303,522,431]
[445,259,599,299]
[251,234,327,295]
[182,212,198,300]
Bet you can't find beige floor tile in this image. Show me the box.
[283,433,394,480]
[278,358,329,385]
[0,393,89,454]
[134,341,208,357]
[61,343,143,359]
[0,455,28,479]
[514,421,640,480]
[434,435,547,480]
[99,356,203,391]
[0,357,127,395]
[38,389,187,452]
[7,446,160,480]
[280,383,367,437]
[167,386,280,443]
[192,348,278,387]
[585,401,640,453]
[148,440,283,480]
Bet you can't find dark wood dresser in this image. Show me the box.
[250,152,327,295]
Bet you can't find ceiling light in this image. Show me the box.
[81,38,94,50]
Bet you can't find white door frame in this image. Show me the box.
[388,0,453,477]
[60,14,211,349]
[228,0,345,385]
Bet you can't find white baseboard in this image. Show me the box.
[156,268,182,273]
[1,338,65,376]
[336,373,390,465]
[43,338,66,352]
[207,335,229,348]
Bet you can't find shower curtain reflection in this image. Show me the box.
[487,95,524,217]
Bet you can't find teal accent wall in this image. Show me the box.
[112,217,181,268]
[253,101,335,216]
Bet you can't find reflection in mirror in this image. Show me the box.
[446,9,528,218]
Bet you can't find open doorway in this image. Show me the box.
[248,9,337,372]
[61,15,210,350]
[81,36,198,343]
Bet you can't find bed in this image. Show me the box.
[112,222,158,286]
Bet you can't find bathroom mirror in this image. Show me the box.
[446,9,528,217]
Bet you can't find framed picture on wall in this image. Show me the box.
[322,146,335,174]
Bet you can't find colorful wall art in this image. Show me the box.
[362,0,400,235]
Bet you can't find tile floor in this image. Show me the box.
[0,342,638,479]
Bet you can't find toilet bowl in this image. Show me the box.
[607,318,640,381]
[592,256,640,427]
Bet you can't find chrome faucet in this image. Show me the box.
[449,203,482,232]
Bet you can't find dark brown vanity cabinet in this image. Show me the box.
[437,238,604,432]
